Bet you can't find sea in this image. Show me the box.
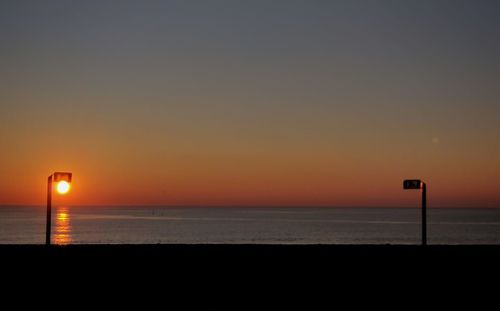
[1,206,500,245]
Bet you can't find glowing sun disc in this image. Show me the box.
[56,181,71,194]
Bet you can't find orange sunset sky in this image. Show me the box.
[1,1,499,207]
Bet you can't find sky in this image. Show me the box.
[0,0,499,207]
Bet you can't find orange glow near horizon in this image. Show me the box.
[0,154,499,208]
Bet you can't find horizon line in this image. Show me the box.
[1,204,499,209]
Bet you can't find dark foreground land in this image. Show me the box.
[2,244,499,299]
[2,244,500,273]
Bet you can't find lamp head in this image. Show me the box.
[53,172,72,195]
[403,179,422,190]
[54,172,72,183]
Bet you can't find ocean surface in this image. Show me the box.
[1,206,500,244]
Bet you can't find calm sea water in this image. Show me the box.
[1,206,500,244]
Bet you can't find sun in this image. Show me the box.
[56,181,71,194]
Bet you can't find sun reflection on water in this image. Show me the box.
[54,206,72,245]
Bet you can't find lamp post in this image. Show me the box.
[403,179,427,246]
[46,172,72,245]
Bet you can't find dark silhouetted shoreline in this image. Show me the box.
[3,244,500,274]
[3,244,500,296]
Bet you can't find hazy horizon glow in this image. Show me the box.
[1,1,499,207]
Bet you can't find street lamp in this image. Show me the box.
[46,172,72,245]
[403,179,427,246]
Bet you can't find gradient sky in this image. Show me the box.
[1,0,499,207]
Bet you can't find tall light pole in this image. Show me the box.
[403,179,427,246]
[46,172,72,245]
